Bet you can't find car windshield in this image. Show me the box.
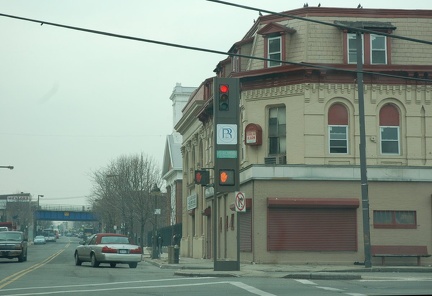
[100,236,130,244]
[0,232,22,241]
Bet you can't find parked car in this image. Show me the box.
[0,231,28,262]
[33,235,46,245]
[0,227,8,232]
[74,233,142,268]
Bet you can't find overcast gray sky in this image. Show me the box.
[0,0,429,206]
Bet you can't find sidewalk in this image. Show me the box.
[142,251,432,280]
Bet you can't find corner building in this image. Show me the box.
[174,7,432,265]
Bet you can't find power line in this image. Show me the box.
[0,11,431,83]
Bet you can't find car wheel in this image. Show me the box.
[129,262,138,268]
[18,252,25,262]
[110,263,116,268]
[90,254,100,267]
[74,252,82,266]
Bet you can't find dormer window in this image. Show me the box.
[371,34,387,64]
[347,33,364,64]
[257,22,296,69]
[268,36,282,67]
[336,21,395,65]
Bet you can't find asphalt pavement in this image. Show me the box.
[142,249,432,280]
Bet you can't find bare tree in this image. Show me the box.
[89,153,163,250]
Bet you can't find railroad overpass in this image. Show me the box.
[35,205,98,221]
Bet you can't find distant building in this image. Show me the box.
[162,83,197,226]
[175,6,432,265]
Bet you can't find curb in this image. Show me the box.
[144,258,432,279]
[283,272,361,280]
[174,271,240,278]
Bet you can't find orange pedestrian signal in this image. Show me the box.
[219,169,235,186]
[194,170,209,186]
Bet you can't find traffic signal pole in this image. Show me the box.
[212,77,241,271]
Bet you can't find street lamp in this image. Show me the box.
[0,166,14,170]
[151,184,161,259]
[34,195,44,236]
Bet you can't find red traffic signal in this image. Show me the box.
[219,84,229,93]
[219,84,229,111]
[219,169,235,186]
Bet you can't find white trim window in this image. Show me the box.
[371,34,387,64]
[268,106,286,155]
[380,126,400,154]
[347,33,364,64]
[329,125,348,154]
[232,55,240,72]
[267,36,281,67]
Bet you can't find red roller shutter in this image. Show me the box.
[268,207,357,251]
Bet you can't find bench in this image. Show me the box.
[371,245,431,266]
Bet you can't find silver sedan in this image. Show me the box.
[74,233,142,268]
[33,236,46,245]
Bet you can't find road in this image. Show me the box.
[1,236,432,296]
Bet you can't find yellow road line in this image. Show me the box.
[0,241,71,289]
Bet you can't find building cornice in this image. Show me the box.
[240,164,432,184]
[259,7,432,25]
[174,101,204,134]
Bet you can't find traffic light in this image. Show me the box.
[218,84,229,111]
[218,169,235,186]
[214,77,239,121]
[213,77,240,193]
[194,170,209,186]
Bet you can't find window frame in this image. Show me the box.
[346,32,389,65]
[373,210,417,229]
[328,125,349,154]
[347,33,364,64]
[267,36,282,67]
[268,106,286,156]
[370,34,387,64]
[380,126,400,155]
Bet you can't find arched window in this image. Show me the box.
[328,103,349,154]
[379,104,400,154]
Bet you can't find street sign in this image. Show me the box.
[216,124,238,145]
[235,191,246,212]
[216,150,238,158]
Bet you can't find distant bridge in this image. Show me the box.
[35,205,98,221]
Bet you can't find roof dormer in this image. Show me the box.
[257,22,296,36]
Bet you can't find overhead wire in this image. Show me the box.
[0,7,431,83]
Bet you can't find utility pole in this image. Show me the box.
[356,31,372,268]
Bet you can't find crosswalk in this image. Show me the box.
[294,276,432,296]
